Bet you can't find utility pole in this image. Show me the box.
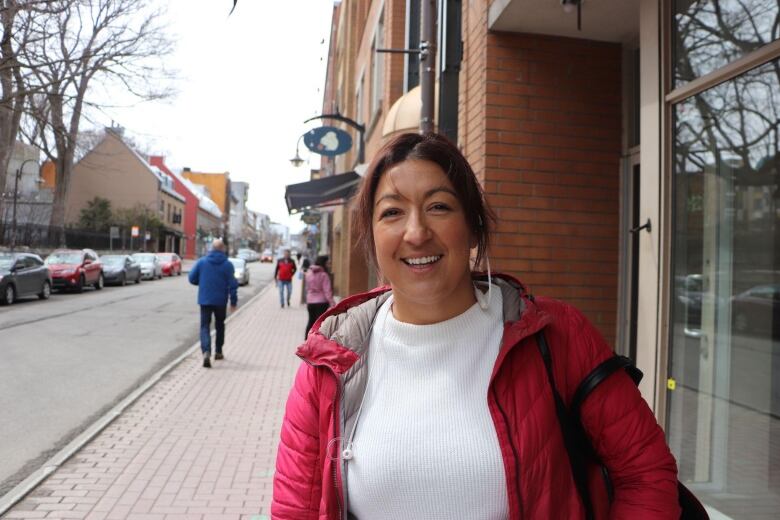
[420,0,437,134]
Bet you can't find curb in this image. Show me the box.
[0,281,275,517]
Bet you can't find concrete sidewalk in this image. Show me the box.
[2,281,306,520]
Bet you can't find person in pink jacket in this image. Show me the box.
[304,255,335,338]
[272,133,682,519]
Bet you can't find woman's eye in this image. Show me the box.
[429,203,451,212]
[379,208,401,219]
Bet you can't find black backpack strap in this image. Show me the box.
[536,331,595,520]
[570,356,643,423]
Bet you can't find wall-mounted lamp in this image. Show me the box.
[289,134,306,168]
[561,0,584,30]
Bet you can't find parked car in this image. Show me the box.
[732,284,780,339]
[237,248,258,263]
[260,249,273,263]
[0,252,52,305]
[229,257,250,286]
[131,253,163,280]
[157,253,182,276]
[45,249,103,293]
[101,255,142,286]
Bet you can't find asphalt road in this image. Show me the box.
[0,260,276,496]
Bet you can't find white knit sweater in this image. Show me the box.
[346,288,509,520]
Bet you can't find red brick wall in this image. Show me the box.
[461,21,622,343]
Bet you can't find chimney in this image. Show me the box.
[183,167,191,172]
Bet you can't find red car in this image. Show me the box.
[44,248,103,292]
[157,253,182,276]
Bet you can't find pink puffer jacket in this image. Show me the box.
[305,265,335,307]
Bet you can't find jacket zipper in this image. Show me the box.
[300,358,345,520]
[492,386,524,520]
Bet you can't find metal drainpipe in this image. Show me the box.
[420,0,437,134]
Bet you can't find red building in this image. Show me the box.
[149,156,198,260]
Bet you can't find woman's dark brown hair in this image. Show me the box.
[352,132,495,268]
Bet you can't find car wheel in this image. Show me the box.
[120,273,127,286]
[95,273,104,290]
[2,284,15,305]
[136,273,141,284]
[177,268,182,276]
[75,275,85,293]
[38,281,51,300]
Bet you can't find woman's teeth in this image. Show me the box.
[403,255,442,266]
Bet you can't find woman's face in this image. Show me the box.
[372,159,475,309]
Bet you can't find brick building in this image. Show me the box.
[309,2,780,517]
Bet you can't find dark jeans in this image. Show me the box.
[200,305,227,354]
[306,302,330,339]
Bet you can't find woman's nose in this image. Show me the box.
[403,213,432,245]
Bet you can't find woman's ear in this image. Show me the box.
[469,232,479,250]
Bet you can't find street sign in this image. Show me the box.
[145,232,151,241]
[304,126,352,157]
[110,226,119,239]
[131,226,140,238]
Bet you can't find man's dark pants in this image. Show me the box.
[200,305,227,355]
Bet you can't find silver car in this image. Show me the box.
[229,257,250,286]
[131,253,162,280]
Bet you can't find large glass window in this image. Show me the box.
[673,0,780,86]
[668,59,780,519]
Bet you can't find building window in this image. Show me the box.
[370,12,385,118]
[673,0,780,87]
[667,56,780,518]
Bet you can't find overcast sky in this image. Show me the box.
[98,0,335,233]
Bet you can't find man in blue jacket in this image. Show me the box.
[188,239,238,368]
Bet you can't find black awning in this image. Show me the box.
[285,171,362,213]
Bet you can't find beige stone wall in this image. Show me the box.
[66,132,159,224]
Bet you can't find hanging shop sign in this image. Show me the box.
[301,211,322,225]
[304,126,353,157]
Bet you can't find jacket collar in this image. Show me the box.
[296,273,551,375]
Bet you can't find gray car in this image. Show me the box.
[131,253,163,280]
[101,255,142,286]
[229,257,250,286]
[0,252,52,305]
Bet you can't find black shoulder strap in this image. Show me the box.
[536,331,595,520]
[570,355,643,423]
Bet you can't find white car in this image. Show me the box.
[131,253,163,280]
[229,257,250,286]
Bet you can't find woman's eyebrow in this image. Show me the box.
[374,186,456,207]
[424,186,457,199]
[375,193,402,206]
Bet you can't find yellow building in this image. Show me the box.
[180,168,230,215]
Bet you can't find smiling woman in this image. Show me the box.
[271,133,682,520]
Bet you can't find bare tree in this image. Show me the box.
[20,0,174,244]
[0,1,65,206]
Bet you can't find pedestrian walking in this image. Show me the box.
[188,239,238,368]
[274,249,296,308]
[299,256,311,305]
[271,133,682,519]
[304,255,335,339]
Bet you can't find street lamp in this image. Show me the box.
[9,159,40,251]
[289,134,306,167]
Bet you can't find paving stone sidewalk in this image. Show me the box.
[3,282,306,520]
